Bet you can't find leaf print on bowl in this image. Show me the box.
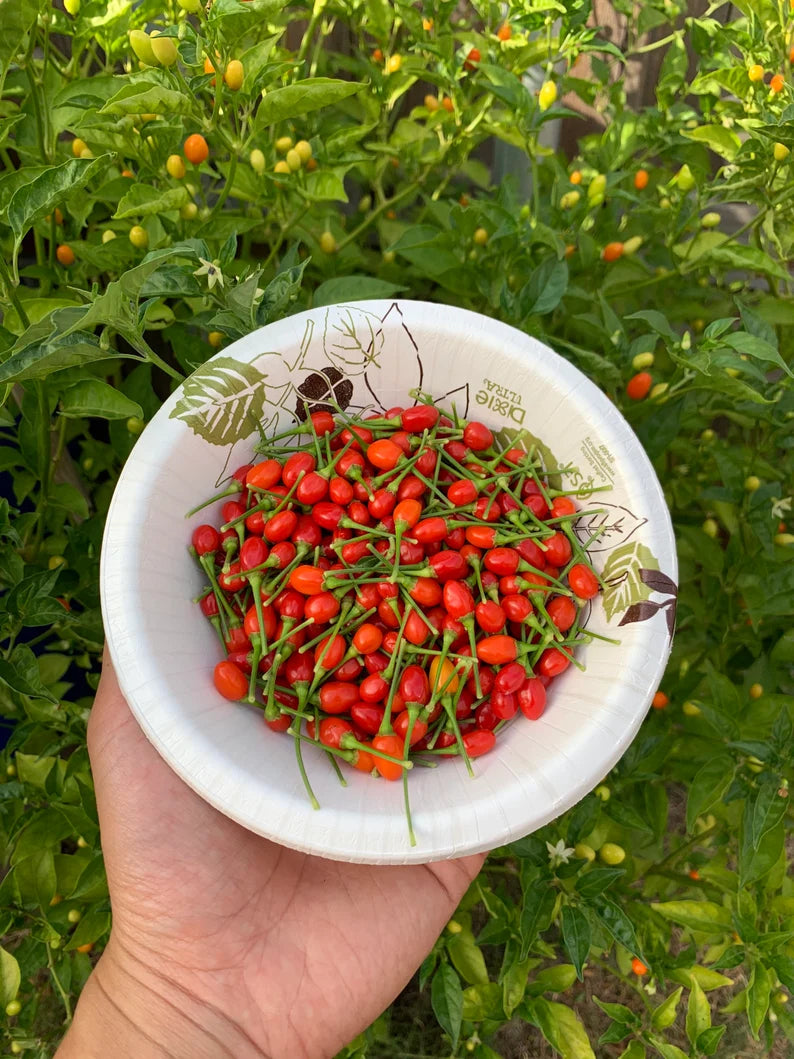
[169,357,269,445]
[295,365,354,420]
[573,502,649,554]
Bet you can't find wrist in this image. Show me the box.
[57,938,269,1059]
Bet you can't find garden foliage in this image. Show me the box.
[1,0,793,1056]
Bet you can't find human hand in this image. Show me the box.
[58,656,485,1059]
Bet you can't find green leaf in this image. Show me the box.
[312,276,407,307]
[477,63,525,107]
[750,782,789,851]
[60,380,143,420]
[704,242,790,283]
[0,649,58,703]
[68,856,109,902]
[530,998,595,1059]
[529,964,578,994]
[431,963,463,1048]
[7,156,107,270]
[746,962,771,1038]
[561,906,591,980]
[651,901,731,934]
[169,356,269,445]
[645,1036,689,1059]
[6,569,65,629]
[304,168,349,203]
[447,930,489,986]
[740,815,785,888]
[680,124,741,160]
[461,981,504,1022]
[618,1044,646,1059]
[600,541,659,623]
[624,310,678,343]
[100,81,187,116]
[651,987,683,1030]
[591,898,646,965]
[668,966,734,991]
[697,1025,726,1055]
[721,331,793,378]
[0,0,38,96]
[114,183,188,219]
[689,66,748,97]
[685,979,711,1046]
[592,997,639,1025]
[0,947,21,1008]
[606,799,654,834]
[520,257,568,316]
[65,904,111,950]
[501,951,535,1017]
[0,326,107,385]
[256,249,308,325]
[14,849,57,910]
[686,756,734,832]
[12,810,74,862]
[256,78,364,127]
[519,884,556,960]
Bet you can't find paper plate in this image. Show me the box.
[101,300,677,864]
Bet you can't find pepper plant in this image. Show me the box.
[1,0,794,1056]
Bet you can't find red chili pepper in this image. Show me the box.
[430,550,470,581]
[213,660,249,700]
[222,500,246,525]
[396,475,426,502]
[372,734,405,780]
[393,711,429,746]
[448,478,478,506]
[408,577,442,607]
[351,702,384,735]
[476,635,517,665]
[413,516,447,544]
[404,608,433,645]
[319,681,360,715]
[465,525,496,549]
[538,647,571,678]
[443,580,475,618]
[296,471,328,505]
[568,563,600,599]
[518,677,546,720]
[367,438,404,470]
[491,689,518,720]
[399,664,430,704]
[401,405,440,432]
[319,717,354,749]
[328,476,354,504]
[336,449,366,479]
[475,599,506,634]
[483,547,520,576]
[311,501,345,531]
[359,672,389,702]
[192,524,220,555]
[218,561,246,592]
[462,729,495,757]
[551,496,577,518]
[547,596,577,631]
[246,459,282,491]
[463,421,493,451]
[502,594,533,623]
[289,564,324,595]
[335,657,363,682]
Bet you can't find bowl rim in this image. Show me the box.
[101,298,677,864]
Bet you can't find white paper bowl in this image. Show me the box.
[101,300,677,864]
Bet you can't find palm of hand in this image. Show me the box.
[89,662,485,1058]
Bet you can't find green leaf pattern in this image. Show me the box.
[169,357,270,445]
[600,541,659,622]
